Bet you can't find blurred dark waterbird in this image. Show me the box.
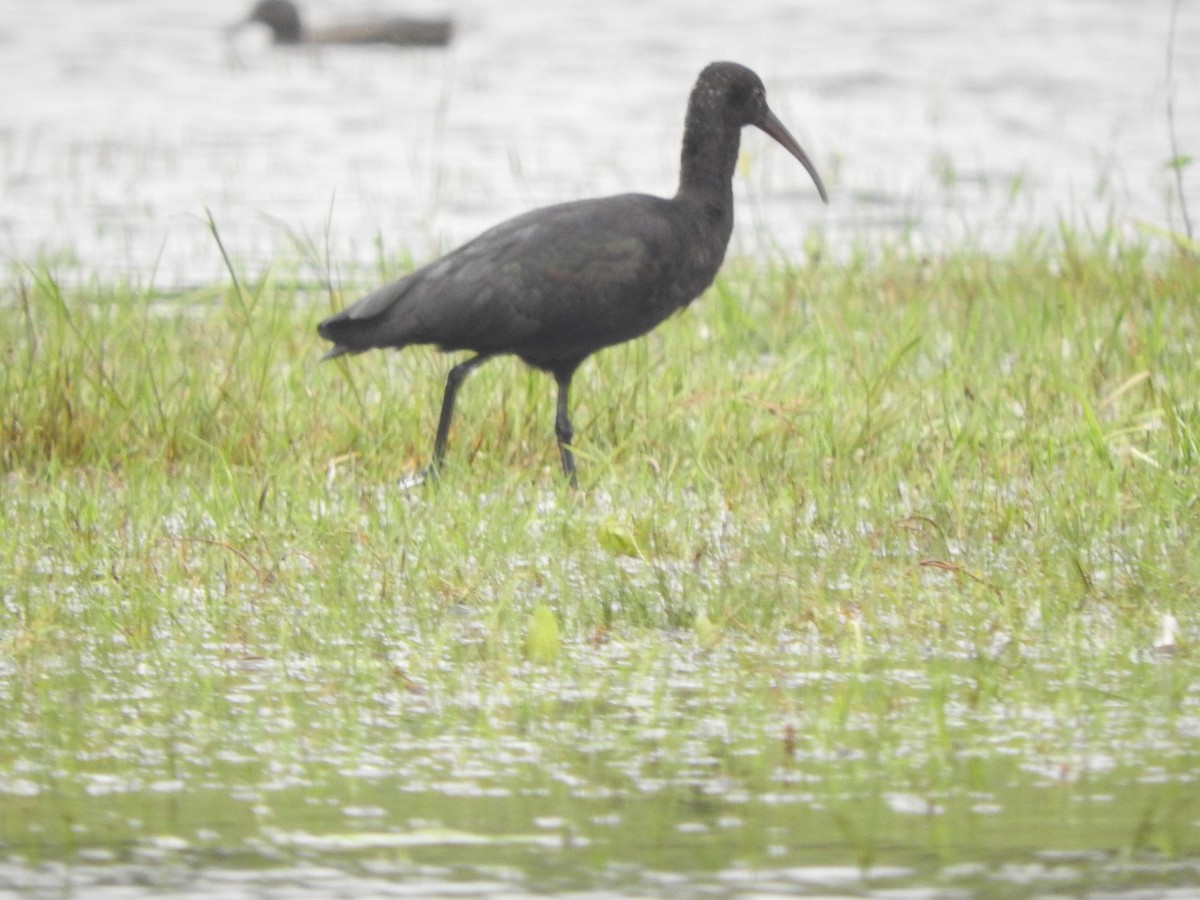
[232,0,452,47]
[318,61,828,487]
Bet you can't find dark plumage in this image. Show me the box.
[318,61,828,487]
[233,0,452,47]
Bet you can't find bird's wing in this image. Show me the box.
[407,196,682,357]
[319,194,682,359]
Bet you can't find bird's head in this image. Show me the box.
[231,0,303,43]
[693,61,829,204]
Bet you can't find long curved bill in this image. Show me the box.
[758,108,829,204]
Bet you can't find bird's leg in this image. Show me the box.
[553,369,579,489]
[427,353,492,477]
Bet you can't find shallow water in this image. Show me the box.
[2,632,1198,898]
[3,0,1199,287]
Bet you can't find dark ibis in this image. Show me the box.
[232,0,452,47]
[318,61,828,487]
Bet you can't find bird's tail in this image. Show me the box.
[317,276,415,357]
[317,314,371,360]
[320,343,357,361]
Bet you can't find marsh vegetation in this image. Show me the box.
[3,232,1198,896]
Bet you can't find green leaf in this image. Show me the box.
[694,611,721,648]
[597,516,644,558]
[524,605,561,664]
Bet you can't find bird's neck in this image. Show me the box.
[675,118,741,210]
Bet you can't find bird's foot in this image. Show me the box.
[397,466,436,491]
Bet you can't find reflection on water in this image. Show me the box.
[3,0,1198,287]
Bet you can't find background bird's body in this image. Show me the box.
[318,61,827,486]
[305,19,451,47]
[235,0,452,47]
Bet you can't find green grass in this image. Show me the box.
[2,230,1199,886]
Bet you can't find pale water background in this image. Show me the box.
[3,0,1199,288]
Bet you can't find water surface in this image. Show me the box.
[2,631,1198,898]
[3,0,1198,286]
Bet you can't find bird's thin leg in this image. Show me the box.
[429,353,493,473]
[553,369,579,489]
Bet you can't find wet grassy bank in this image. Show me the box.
[2,231,1199,895]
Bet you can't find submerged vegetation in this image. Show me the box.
[2,231,1199,892]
